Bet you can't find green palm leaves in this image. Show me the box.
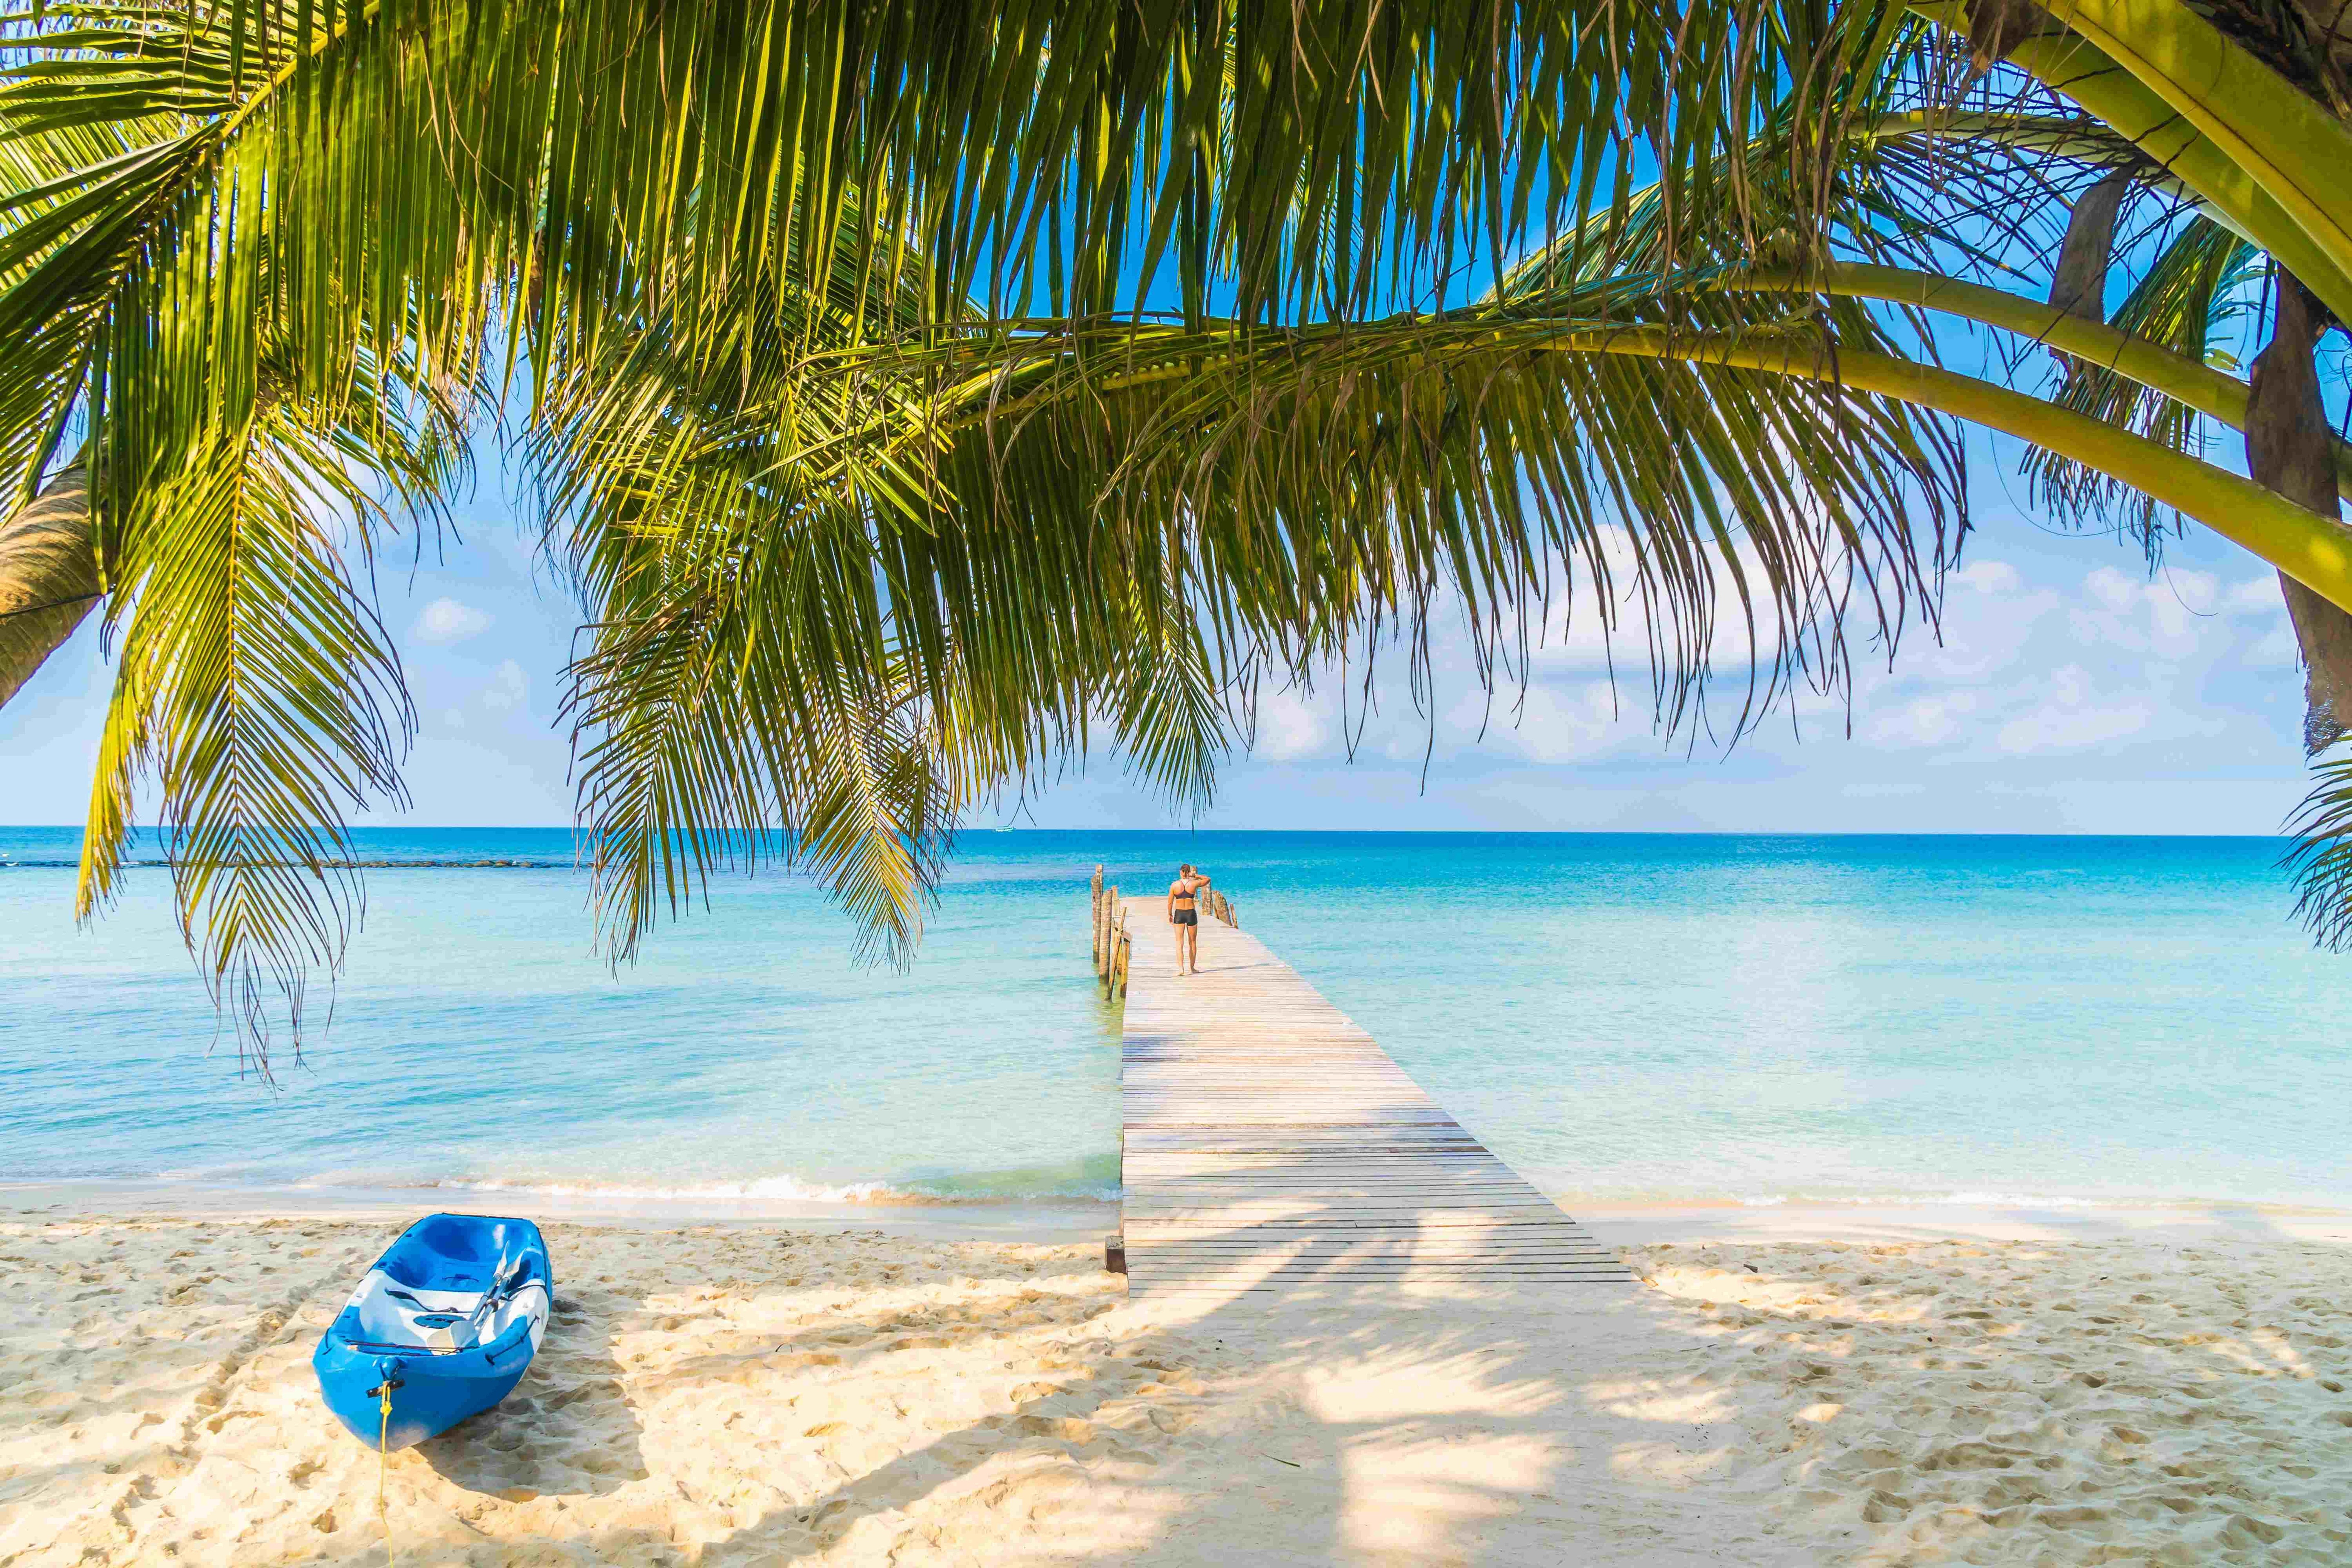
[9,0,2352,1072]
[0,0,1932,1076]
[77,396,432,1054]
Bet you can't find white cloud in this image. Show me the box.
[1866,690,1982,749]
[414,597,492,644]
[1995,664,2152,754]
[1904,575,2060,686]
[2084,565,2142,614]
[1996,702,2152,754]
[481,659,530,712]
[1954,559,2022,594]
[2247,622,2301,667]
[2067,566,2227,659]
[1253,687,1327,762]
[2224,575,2284,615]
[1494,681,1623,763]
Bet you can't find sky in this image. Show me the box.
[0,421,2316,837]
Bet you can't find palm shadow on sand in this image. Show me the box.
[415,1289,647,1500]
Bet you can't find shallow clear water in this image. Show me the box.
[4,829,2347,1210]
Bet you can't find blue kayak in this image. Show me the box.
[312,1213,552,1449]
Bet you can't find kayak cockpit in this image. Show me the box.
[340,1213,548,1354]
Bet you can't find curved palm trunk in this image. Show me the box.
[1729,263,2352,499]
[1920,4,2352,325]
[2245,276,2352,751]
[2042,0,2352,290]
[1558,332,2352,613]
[0,469,98,708]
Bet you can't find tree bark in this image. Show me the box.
[2050,168,2134,323]
[0,467,99,710]
[1966,0,2056,71]
[2245,274,2352,752]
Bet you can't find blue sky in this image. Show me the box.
[0,428,2316,835]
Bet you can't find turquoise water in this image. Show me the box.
[4,830,2348,1211]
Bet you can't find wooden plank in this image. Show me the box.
[1112,895,1633,1295]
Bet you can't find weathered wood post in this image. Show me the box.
[1090,865,1104,969]
[1103,913,1115,999]
[1101,885,1119,982]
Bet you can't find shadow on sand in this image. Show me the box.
[415,1289,648,1500]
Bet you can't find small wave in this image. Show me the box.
[1713,1189,2228,1212]
[1544,1179,2315,1214]
[310,1172,1121,1207]
[1933,1190,2195,1211]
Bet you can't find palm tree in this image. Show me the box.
[0,0,2346,1072]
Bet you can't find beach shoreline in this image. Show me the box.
[0,1179,1118,1241]
[12,1177,2350,1245]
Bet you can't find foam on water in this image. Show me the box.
[5,828,2349,1213]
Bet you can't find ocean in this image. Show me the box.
[4,829,2348,1213]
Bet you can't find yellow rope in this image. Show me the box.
[376,1379,394,1566]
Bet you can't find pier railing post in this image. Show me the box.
[1105,906,1128,1000]
[1089,876,1136,998]
[1102,886,1119,984]
[1090,865,1104,968]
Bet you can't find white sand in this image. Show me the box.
[4,1204,2349,1565]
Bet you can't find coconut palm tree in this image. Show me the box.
[1,0,2348,1072]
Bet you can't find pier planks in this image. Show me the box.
[1115,898,1634,1296]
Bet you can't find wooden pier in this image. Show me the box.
[1105,887,1634,1297]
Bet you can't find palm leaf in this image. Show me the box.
[2285,742,2352,950]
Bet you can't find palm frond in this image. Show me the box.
[76,401,428,1082]
[2285,741,2352,949]
[1098,592,1234,816]
[904,283,1964,748]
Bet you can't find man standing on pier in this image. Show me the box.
[1166,864,1211,976]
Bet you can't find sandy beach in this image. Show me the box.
[4,1198,2349,1566]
